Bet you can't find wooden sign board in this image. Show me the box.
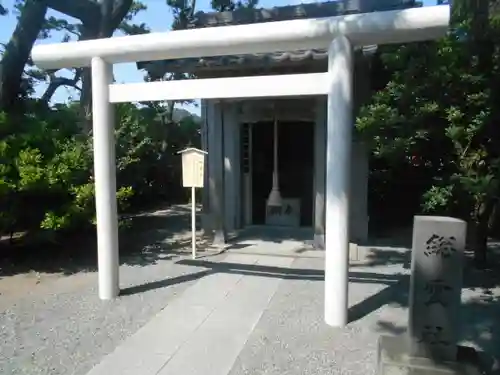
[178,148,207,188]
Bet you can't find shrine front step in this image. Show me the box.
[377,335,484,375]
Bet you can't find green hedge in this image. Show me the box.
[0,102,200,240]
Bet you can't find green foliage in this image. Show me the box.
[210,0,258,12]
[0,0,199,243]
[357,0,500,259]
[0,101,200,239]
[119,1,149,35]
[422,185,454,214]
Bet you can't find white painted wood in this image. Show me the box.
[325,36,353,328]
[109,73,329,103]
[179,148,206,188]
[32,5,449,70]
[192,186,196,259]
[91,57,120,300]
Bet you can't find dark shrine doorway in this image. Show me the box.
[251,121,314,227]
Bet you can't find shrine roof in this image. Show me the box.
[137,0,417,76]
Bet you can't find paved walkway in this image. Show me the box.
[86,253,294,375]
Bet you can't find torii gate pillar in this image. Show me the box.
[92,56,120,300]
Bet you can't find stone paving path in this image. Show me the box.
[86,253,294,375]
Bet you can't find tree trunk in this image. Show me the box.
[166,101,175,122]
[78,0,133,133]
[473,197,496,267]
[0,0,48,112]
[40,71,82,104]
[45,0,100,24]
[78,25,98,134]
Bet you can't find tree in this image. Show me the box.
[41,0,143,131]
[33,1,148,108]
[210,0,258,11]
[0,0,48,111]
[0,0,202,247]
[356,0,500,266]
[161,0,258,119]
[0,0,146,117]
[0,2,8,15]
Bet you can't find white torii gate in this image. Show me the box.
[32,4,450,328]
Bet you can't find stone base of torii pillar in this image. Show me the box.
[376,216,487,375]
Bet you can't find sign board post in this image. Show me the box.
[178,148,207,259]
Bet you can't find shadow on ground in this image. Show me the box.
[231,226,316,244]
[172,242,500,365]
[1,210,499,368]
[0,204,208,278]
[356,237,500,371]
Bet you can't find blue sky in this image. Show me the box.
[0,0,439,115]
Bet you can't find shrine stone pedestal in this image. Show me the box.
[377,216,483,375]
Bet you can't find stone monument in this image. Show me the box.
[377,216,482,375]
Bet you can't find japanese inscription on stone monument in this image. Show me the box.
[408,216,466,361]
[424,234,457,258]
[423,278,453,307]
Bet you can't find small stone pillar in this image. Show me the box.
[408,216,466,361]
[377,216,483,375]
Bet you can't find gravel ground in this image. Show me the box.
[1,211,499,375]
[0,260,216,375]
[0,205,225,375]
[228,257,404,375]
[229,249,500,375]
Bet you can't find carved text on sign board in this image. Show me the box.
[418,325,450,347]
[267,204,293,217]
[424,234,457,258]
[423,278,453,307]
[265,198,300,227]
